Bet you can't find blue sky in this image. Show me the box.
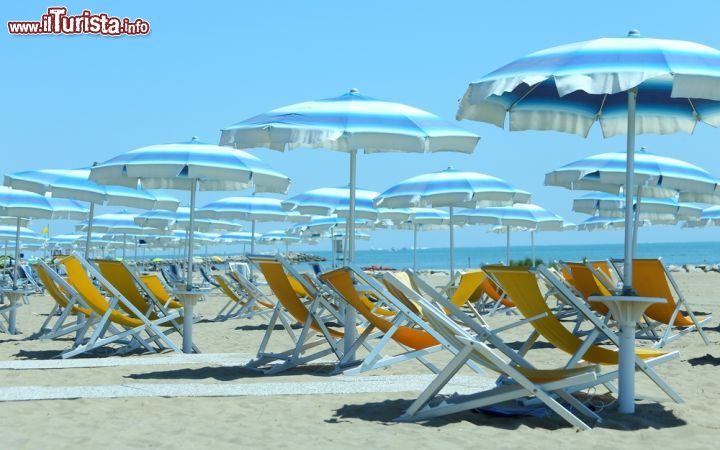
[3,0,720,251]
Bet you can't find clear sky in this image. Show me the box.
[3,0,720,251]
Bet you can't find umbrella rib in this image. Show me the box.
[594,94,608,120]
[687,97,701,122]
[507,83,541,112]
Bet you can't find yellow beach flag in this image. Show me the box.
[41,226,49,235]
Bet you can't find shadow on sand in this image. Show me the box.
[687,353,720,366]
[125,362,337,382]
[327,397,686,431]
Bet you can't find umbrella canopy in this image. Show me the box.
[5,168,180,259]
[220,89,479,260]
[282,186,380,219]
[457,203,565,265]
[573,192,702,221]
[0,225,45,243]
[0,187,57,287]
[197,196,306,254]
[578,216,657,231]
[134,207,243,232]
[291,215,375,235]
[46,198,90,220]
[0,217,30,227]
[384,208,451,271]
[457,30,720,305]
[546,151,720,202]
[375,167,530,275]
[683,205,720,227]
[219,231,261,244]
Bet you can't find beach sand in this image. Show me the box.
[0,270,717,449]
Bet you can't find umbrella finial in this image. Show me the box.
[627,29,641,38]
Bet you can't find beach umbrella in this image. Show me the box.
[487,222,575,267]
[197,196,306,255]
[457,31,720,300]
[219,231,261,244]
[457,203,565,265]
[4,168,179,259]
[548,150,719,262]
[282,186,380,220]
[383,208,451,271]
[573,191,701,255]
[90,136,290,300]
[291,215,375,267]
[375,167,530,275]
[221,90,479,362]
[683,205,720,227]
[0,188,57,287]
[77,212,165,260]
[578,216,657,231]
[220,89,480,265]
[0,217,30,227]
[135,207,243,232]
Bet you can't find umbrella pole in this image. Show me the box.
[632,187,643,259]
[623,87,637,295]
[84,202,95,259]
[531,230,536,267]
[187,178,197,288]
[449,206,455,279]
[506,225,511,265]
[122,234,127,260]
[343,149,358,362]
[250,220,256,254]
[13,217,21,289]
[413,222,418,272]
[348,149,357,262]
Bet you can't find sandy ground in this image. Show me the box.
[0,269,718,449]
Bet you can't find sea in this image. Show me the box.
[303,241,720,270]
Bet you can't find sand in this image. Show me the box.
[0,270,718,449]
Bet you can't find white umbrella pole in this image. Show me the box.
[348,149,357,262]
[187,178,197,288]
[84,202,95,259]
[134,238,138,262]
[250,220,256,254]
[449,206,455,278]
[623,88,637,294]
[122,234,127,260]
[13,217,21,289]
[505,225,511,265]
[632,187,643,259]
[413,222,418,272]
[531,230,536,267]
[344,149,358,362]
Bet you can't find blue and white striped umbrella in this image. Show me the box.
[546,151,720,202]
[458,30,720,302]
[578,216,656,232]
[198,196,307,254]
[219,231,261,244]
[375,168,530,274]
[0,225,44,243]
[282,186,380,219]
[683,205,720,228]
[381,208,451,271]
[573,192,702,221]
[221,89,479,262]
[90,138,291,313]
[5,168,180,259]
[456,203,565,265]
[292,215,375,235]
[458,31,720,136]
[374,168,531,209]
[135,207,243,232]
[76,212,165,260]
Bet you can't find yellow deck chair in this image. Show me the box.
[320,267,442,374]
[486,265,683,403]
[214,273,272,320]
[57,255,184,358]
[32,263,94,340]
[397,292,600,430]
[631,259,711,347]
[228,270,275,309]
[244,255,346,374]
[140,274,183,309]
[566,262,612,315]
